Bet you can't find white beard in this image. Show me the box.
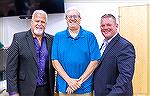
[33,27,43,36]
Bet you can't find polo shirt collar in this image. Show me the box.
[66,26,85,39]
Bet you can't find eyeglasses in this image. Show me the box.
[66,15,80,19]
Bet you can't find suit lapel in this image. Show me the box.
[45,34,51,59]
[45,34,53,74]
[100,34,120,62]
[26,30,38,64]
[45,33,53,63]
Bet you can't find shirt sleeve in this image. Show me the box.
[89,33,101,61]
[51,34,59,60]
[9,92,18,95]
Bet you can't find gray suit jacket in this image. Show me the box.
[6,30,55,96]
[94,34,136,96]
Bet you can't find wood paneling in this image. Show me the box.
[119,4,150,96]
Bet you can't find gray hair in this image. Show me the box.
[101,14,116,23]
[32,10,48,22]
[65,7,81,18]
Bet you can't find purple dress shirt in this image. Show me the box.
[34,37,48,86]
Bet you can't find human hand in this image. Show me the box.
[66,86,74,94]
[76,77,83,86]
[10,93,20,96]
[67,78,81,91]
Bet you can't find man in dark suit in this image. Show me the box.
[94,14,136,96]
[6,10,55,96]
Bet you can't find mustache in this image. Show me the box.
[35,25,44,28]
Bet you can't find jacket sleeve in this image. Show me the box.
[6,34,19,93]
[108,43,136,95]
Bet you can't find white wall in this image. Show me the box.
[0,1,148,47]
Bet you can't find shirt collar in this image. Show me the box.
[66,26,85,39]
[105,32,119,43]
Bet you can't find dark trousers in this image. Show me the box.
[34,85,50,96]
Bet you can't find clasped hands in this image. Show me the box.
[66,78,83,94]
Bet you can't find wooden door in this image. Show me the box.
[119,4,150,96]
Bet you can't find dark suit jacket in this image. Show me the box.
[94,34,136,96]
[6,30,55,96]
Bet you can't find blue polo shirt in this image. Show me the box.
[52,27,100,94]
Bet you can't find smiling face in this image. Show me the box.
[65,9,81,31]
[100,16,118,40]
[31,12,47,36]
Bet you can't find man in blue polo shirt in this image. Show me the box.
[52,7,100,96]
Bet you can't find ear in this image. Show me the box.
[65,17,68,21]
[79,16,81,19]
[116,23,118,28]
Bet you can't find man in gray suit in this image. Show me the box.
[94,14,136,96]
[6,10,55,96]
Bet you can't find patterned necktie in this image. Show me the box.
[100,40,108,55]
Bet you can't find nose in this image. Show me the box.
[38,21,42,25]
[69,16,76,20]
